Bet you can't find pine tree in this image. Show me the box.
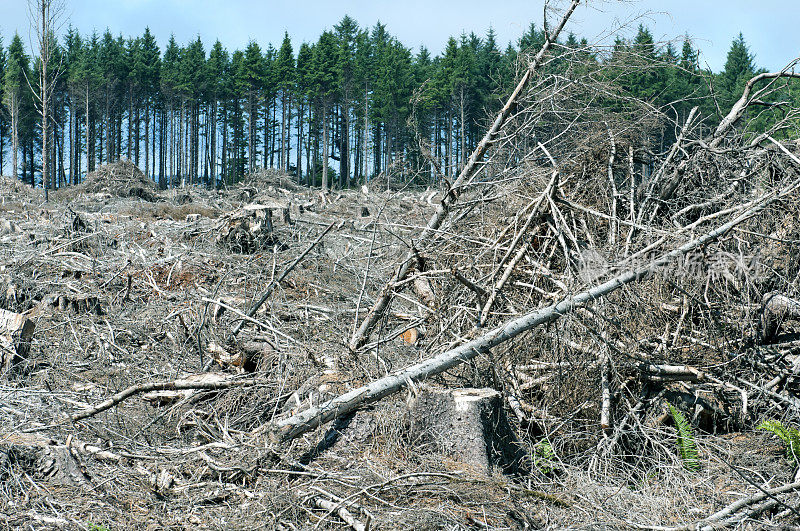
[138,27,159,180]
[161,35,182,185]
[182,37,205,183]
[0,35,7,176]
[518,22,545,52]
[3,34,29,181]
[312,30,337,190]
[244,40,262,174]
[353,29,373,181]
[207,40,227,184]
[295,41,313,183]
[718,33,756,114]
[229,49,248,180]
[275,33,294,173]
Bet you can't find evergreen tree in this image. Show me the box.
[0,36,7,175]
[295,41,313,182]
[334,15,358,186]
[137,27,159,179]
[161,35,182,185]
[718,32,756,114]
[275,32,294,173]
[3,34,29,181]
[207,40,227,184]
[353,29,373,181]
[244,40,262,174]
[312,30,338,190]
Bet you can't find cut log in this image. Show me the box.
[207,340,272,372]
[141,372,228,405]
[0,308,35,375]
[413,276,436,309]
[399,327,420,345]
[407,386,524,475]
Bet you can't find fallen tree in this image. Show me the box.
[348,0,582,352]
[267,164,800,442]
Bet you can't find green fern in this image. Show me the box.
[758,420,800,464]
[667,403,700,471]
[532,440,555,474]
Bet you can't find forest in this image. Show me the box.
[0,14,790,190]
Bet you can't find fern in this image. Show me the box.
[758,420,800,464]
[532,440,555,474]
[667,403,700,471]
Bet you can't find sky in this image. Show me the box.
[0,0,798,73]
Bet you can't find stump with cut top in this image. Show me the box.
[406,386,525,475]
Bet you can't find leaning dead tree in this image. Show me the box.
[348,0,582,352]
[269,160,800,441]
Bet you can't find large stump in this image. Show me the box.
[761,292,800,343]
[0,308,35,376]
[0,433,91,488]
[407,386,525,475]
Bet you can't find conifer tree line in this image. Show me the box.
[0,18,792,190]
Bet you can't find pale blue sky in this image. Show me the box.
[0,0,797,72]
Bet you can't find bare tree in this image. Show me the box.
[28,0,65,201]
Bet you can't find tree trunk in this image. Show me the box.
[9,97,19,180]
[322,100,329,191]
[339,101,349,187]
[144,100,150,178]
[296,100,303,183]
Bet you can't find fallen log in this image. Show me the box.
[71,375,263,421]
[266,170,800,443]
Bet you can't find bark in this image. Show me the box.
[0,308,36,375]
[407,386,512,474]
[322,100,329,191]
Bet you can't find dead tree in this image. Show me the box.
[348,0,582,352]
[28,0,65,200]
[268,173,800,441]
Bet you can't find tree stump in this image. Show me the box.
[0,433,91,488]
[0,309,35,375]
[761,292,800,343]
[407,386,524,475]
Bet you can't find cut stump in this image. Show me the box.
[0,433,91,488]
[407,386,524,475]
[0,308,35,375]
